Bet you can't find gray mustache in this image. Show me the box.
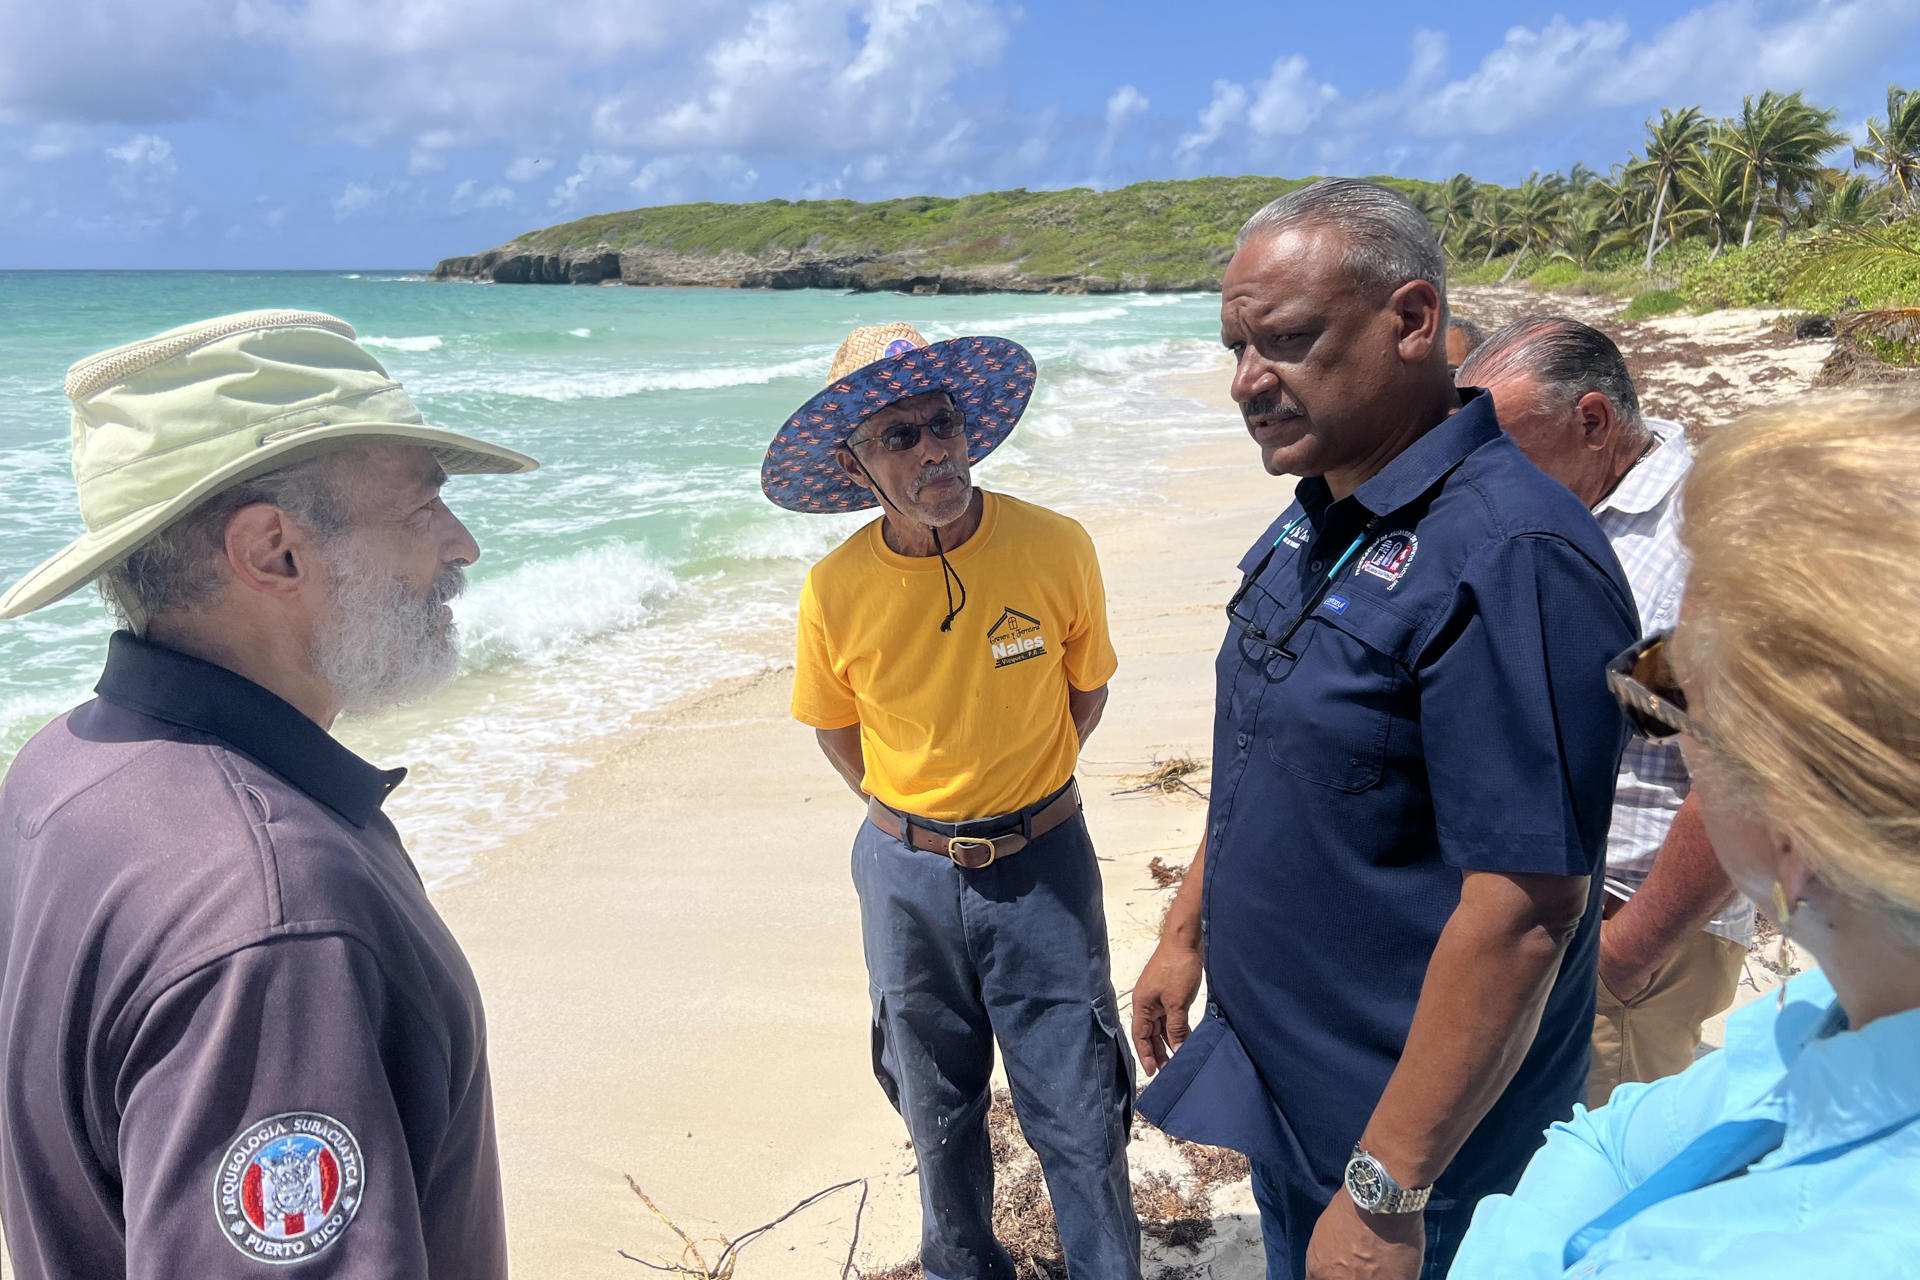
[430,564,466,607]
[910,461,964,497]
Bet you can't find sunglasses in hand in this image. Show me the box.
[1607,629,1712,743]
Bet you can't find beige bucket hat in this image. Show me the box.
[0,308,538,620]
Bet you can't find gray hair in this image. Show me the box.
[1235,177,1448,301]
[97,452,354,634]
[1456,316,1644,430]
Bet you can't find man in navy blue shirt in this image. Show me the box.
[1132,179,1637,1280]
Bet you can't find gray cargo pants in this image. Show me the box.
[852,807,1141,1280]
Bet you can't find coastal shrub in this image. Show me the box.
[1448,256,1518,286]
[1527,260,1582,288]
[1788,219,1920,313]
[1623,289,1687,321]
[1680,239,1804,310]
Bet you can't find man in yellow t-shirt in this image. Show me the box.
[763,323,1139,1280]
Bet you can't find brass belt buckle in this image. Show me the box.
[946,835,999,869]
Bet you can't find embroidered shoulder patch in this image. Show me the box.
[1356,531,1419,589]
[214,1112,365,1265]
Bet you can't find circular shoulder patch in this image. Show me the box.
[213,1112,365,1265]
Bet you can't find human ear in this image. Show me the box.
[832,447,872,490]
[1576,392,1617,450]
[222,503,314,602]
[1391,280,1445,362]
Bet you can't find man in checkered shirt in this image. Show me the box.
[1460,317,1755,1108]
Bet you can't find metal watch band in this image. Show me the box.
[1345,1147,1433,1215]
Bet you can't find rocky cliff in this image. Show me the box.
[427,241,1214,294]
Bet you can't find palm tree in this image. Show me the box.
[1499,173,1568,282]
[1713,90,1849,248]
[1554,201,1634,269]
[1632,106,1708,270]
[1809,172,1890,230]
[1431,173,1479,251]
[1469,186,1512,265]
[1855,85,1920,213]
[1673,143,1749,261]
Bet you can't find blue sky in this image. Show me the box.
[2,0,1916,269]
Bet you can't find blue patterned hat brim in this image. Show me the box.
[760,335,1036,514]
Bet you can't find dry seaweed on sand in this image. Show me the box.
[1147,856,1188,889]
[1113,756,1209,801]
[619,1175,869,1278]
[868,1093,1255,1278]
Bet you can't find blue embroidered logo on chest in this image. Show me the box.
[988,607,1048,668]
[1355,530,1419,590]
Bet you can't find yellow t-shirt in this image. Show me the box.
[791,490,1118,821]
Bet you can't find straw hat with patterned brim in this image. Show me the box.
[0,309,538,620]
[760,323,1035,513]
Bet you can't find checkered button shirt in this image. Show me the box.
[1596,417,1755,945]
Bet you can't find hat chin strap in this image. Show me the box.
[849,453,968,633]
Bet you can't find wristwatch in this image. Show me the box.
[1344,1146,1433,1214]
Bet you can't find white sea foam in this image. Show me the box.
[569,328,592,338]
[488,354,822,401]
[361,334,444,352]
[455,541,683,667]
[725,511,871,562]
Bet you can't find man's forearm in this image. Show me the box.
[1357,871,1588,1189]
[1159,835,1206,949]
[814,725,868,799]
[1069,683,1109,745]
[1603,794,1735,976]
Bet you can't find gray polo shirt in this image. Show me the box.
[0,632,506,1277]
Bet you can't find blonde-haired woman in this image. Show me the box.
[1449,395,1920,1278]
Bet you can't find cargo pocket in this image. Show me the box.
[869,987,903,1114]
[1092,991,1136,1140]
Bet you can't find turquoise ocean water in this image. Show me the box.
[0,272,1234,883]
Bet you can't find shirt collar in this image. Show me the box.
[94,631,406,828]
[1594,417,1691,518]
[1290,389,1501,522]
[1724,969,1920,1165]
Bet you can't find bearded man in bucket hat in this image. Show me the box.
[0,310,535,1278]
[766,323,1141,1278]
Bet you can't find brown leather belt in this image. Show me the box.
[865,782,1082,870]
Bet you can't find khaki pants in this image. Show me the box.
[1588,921,1748,1110]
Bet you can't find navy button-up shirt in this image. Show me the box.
[1184,391,1637,1206]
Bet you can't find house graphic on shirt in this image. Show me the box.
[988,608,1047,669]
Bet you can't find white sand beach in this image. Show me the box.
[0,291,1825,1280]
[431,290,1825,1278]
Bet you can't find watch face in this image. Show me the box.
[1346,1155,1386,1210]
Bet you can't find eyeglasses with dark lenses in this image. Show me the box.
[1225,516,1377,662]
[1606,630,1708,742]
[853,407,966,454]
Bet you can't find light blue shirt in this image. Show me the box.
[1450,969,1920,1278]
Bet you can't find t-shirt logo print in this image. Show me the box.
[988,608,1048,668]
[214,1111,364,1264]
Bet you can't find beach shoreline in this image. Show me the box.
[430,357,1276,1277]
[428,292,1824,1277]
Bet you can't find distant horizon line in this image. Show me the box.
[0,267,426,274]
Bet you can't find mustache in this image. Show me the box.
[909,459,965,499]
[429,563,466,607]
[1242,391,1303,422]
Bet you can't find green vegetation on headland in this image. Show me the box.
[431,85,1920,320]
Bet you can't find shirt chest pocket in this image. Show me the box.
[1254,597,1415,793]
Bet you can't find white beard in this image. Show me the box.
[312,536,464,715]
